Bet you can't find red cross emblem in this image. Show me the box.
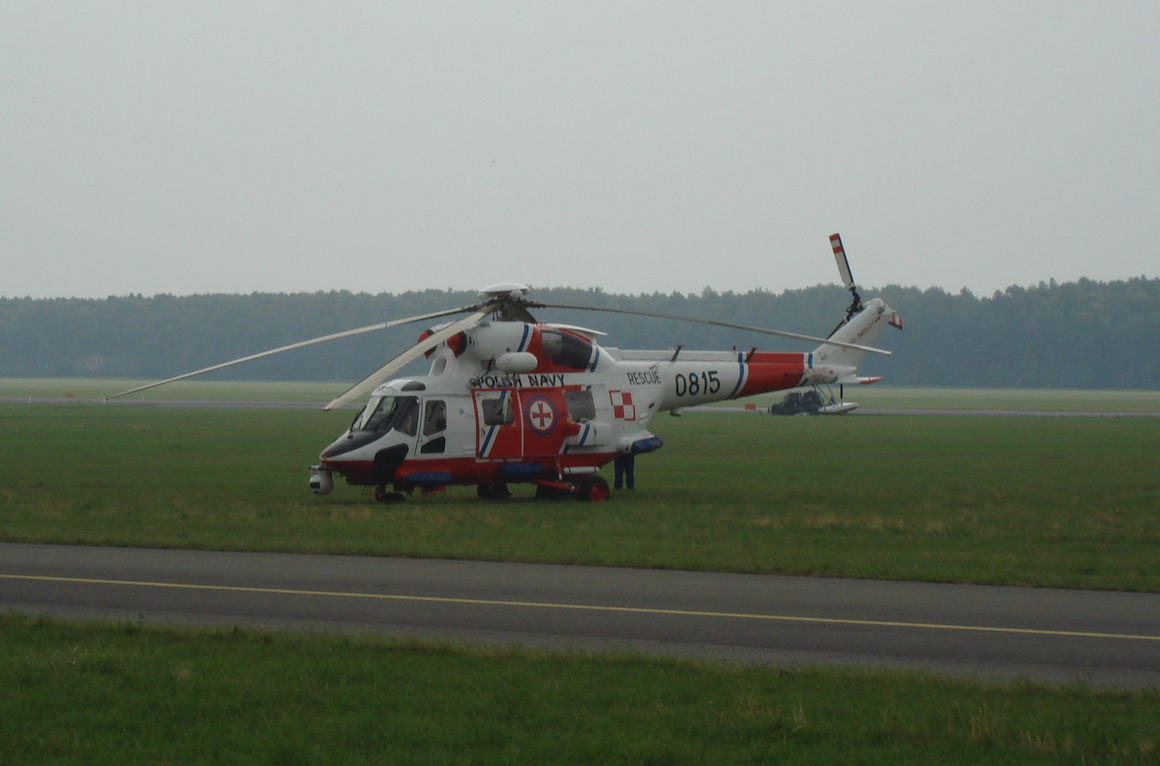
[525,396,557,435]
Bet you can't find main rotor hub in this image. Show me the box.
[477,283,531,302]
[477,283,539,322]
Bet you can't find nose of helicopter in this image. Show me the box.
[320,430,381,460]
[318,432,410,486]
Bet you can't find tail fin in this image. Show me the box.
[813,298,900,372]
[816,233,901,375]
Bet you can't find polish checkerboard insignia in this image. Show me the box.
[609,390,635,421]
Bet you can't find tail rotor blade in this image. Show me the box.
[105,304,480,401]
[830,233,856,290]
[324,310,489,410]
[830,232,865,324]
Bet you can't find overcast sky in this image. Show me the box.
[2,3,1157,301]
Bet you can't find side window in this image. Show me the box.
[395,397,419,437]
[423,400,447,436]
[481,396,514,426]
[565,390,595,421]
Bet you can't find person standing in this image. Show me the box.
[613,452,635,490]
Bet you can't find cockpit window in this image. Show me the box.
[395,399,419,436]
[422,400,447,436]
[352,395,420,435]
[540,330,593,370]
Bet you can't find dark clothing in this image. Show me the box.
[613,453,635,490]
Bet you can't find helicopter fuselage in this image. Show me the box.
[313,317,862,494]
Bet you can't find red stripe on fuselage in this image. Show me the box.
[737,352,807,397]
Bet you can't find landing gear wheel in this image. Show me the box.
[576,476,610,502]
[477,483,512,500]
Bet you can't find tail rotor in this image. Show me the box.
[828,233,865,337]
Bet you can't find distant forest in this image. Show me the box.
[2,277,1158,389]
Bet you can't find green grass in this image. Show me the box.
[0,377,348,402]
[861,387,1160,411]
[1,613,1156,765]
[709,386,1160,412]
[2,402,1158,590]
[6,378,1160,411]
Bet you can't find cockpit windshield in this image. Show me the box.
[351,395,419,436]
[540,329,593,370]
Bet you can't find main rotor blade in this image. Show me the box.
[105,304,480,401]
[539,303,892,356]
[324,310,489,410]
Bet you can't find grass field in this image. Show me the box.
[2,397,1158,591]
[4,383,1159,762]
[2,613,1157,766]
[5,377,1160,411]
[732,386,1160,412]
[0,377,349,402]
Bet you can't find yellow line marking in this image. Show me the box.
[3,573,1158,642]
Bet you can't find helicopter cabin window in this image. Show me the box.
[540,330,593,371]
[480,395,514,426]
[565,390,595,421]
[395,399,419,436]
[352,395,420,436]
[422,400,447,436]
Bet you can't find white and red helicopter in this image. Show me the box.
[110,234,901,502]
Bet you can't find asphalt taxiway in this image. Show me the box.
[2,543,1157,688]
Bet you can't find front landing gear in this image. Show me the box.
[374,485,406,504]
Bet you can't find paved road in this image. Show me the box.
[2,543,1158,688]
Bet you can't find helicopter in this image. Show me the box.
[109,234,901,503]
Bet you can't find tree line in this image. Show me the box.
[2,277,1157,389]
